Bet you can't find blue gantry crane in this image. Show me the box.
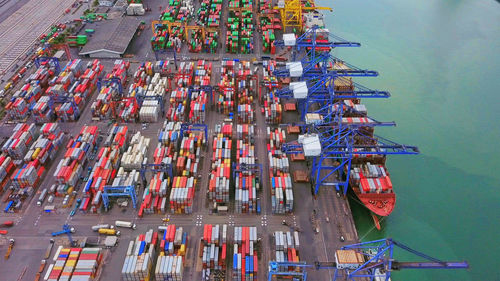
[232,163,263,183]
[281,102,418,195]
[268,238,469,281]
[135,93,165,115]
[101,185,138,210]
[180,123,208,140]
[34,57,61,74]
[275,25,361,62]
[188,85,214,105]
[140,163,173,185]
[51,224,76,246]
[275,72,388,121]
[97,77,123,95]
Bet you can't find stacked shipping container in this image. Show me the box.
[138,121,180,216]
[37,59,103,122]
[121,229,158,281]
[208,123,232,205]
[46,247,103,281]
[267,127,293,213]
[54,126,98,198]
[90,60,129,120]
[232,226,258,281]
[80,125,128,212]
[217,60,237,114]
[155,225,187,280]
[273,231,300,270]
[201,224,228,280]
[2,123,38,162]
[5,63,54,120]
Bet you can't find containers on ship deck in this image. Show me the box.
[350,162,393,194]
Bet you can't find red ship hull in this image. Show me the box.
[354,191,396,217]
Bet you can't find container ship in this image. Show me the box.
[343,99,395,218]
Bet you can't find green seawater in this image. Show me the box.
[316,0,500,280]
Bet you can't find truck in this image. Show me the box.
[115,220,136,229]
[91,224,113,231]
[37,188,48,206]
[98,228,121,236]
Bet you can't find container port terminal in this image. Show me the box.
[0,0,469,280]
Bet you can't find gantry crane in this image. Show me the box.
[51,224,76,247]
[268,238,469,281]
[275,25,361,61]
[34,57,61,74]
[275,71,388,121]
[101,185,138,210]
[274,0,332,32]
[281,102,418,195]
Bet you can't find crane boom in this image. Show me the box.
[392,261,469,270]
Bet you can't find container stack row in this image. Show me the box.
[216,60,237,114]
[2,123,38,162]
[267,127,293,213]
[259,8,279,54]
[138,122,180,216]
[0,154,15,193]
[38,59,103,123]
[261,60,279,92]
[226,0,254,54]
[197,0,221,53]
[156,225,187,280]
[201,224,228,280]
[121,229,158,281]
[208,123,232,205]
[46,247,103,281]
[23,123,65,165]
[53,126,97,190]
[273,231,300,270]
[232,226,259,281]
[170,125,205,214]
[167,62,194,122]
[138,72,168,123]
[235,79,259,213]
[188,60,212,123]
[81,125,127,212]
[90,60,129,120]
[5,63,52,120]
[236,61,255,123]
[121,132,150,170]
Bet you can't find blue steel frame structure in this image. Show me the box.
[51,224,76,246]
[267,239,468,281]
[102,185,137,210]
[35,57,61,74]
[274,27,418,195]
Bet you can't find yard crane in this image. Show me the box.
[268,238,469,281]
[51,224,76,247]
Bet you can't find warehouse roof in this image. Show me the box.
[79,17,140,56]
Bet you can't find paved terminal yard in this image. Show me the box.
[0,0,361,280]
